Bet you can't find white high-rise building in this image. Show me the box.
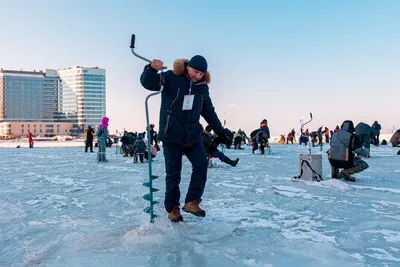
[57,66,106,133]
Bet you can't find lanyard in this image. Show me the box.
[188,80,193,95]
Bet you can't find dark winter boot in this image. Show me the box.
[338,170,356,182]
[182,199,206,217]
[222,156,239,167]
[331,165,339,179]
[168,205,183,222]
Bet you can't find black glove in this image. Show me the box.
[217,132,230,146]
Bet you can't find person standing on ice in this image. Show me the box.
[28,132,34,148]
[140,55,230,222]
[96,117,109,162]
[328,120,369,182]
[84,125,95,153]
[371,121,381,146]
[259,119,270,141]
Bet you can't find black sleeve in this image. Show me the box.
[140,64,166,91]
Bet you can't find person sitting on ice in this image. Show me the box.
[328,120,369,182]
[121,131,136,157]
[290,128,296,142]
[233,129,243,149]
[279,135,285,144]
[390,129,400,147]
[310,131,318,147]
[252,131,268,154]
[286,132,294,144]
[133,133,146,163]
[144,142,157,161]
[299,129,309,146]
[355,122,372,158]
[241,131,247,145]
[201,125,239,167]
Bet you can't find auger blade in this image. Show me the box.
[143,194,152,201]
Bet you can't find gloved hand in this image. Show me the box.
[217,132,231,146]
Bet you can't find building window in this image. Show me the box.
[34,129,36,134]
[46,124,54,133]
[21,129,24,134]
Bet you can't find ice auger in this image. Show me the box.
[130,34,163,223]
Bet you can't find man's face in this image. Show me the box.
[187,66,205,82]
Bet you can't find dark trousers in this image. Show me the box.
[252,142,265,154]
[85,140,93,152]
[374,134,380,146]
[212,151,224,160]
[134,152,144,163]
[162,141,208,213]
[325,135,330,143]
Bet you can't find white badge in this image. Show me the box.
[182,95,194,111]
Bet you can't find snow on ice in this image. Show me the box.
[0,140,399,266]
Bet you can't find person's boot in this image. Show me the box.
[168,205,183,222]
[331,165,339,179]
[222,156,239,167]
[339,170,356,182]
[182,199,206,217]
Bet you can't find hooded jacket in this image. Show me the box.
[134,134,146,153]
[96,117,109,141]
[329,121,367,168]
[390,130,400,147]
[259,121,270,139]
[140,59,224,146]
[355,122,372,136]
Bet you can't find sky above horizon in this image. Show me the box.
[1,0,399,136]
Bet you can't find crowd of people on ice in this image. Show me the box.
[23,53,400,223]
[85,116,400,181]
[69,54,400,222]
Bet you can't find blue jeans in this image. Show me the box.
[162,141,208,213]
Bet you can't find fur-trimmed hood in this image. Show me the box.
[173,58,211,84]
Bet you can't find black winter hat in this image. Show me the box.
[341,120,355,132]
[188,55,208,73]
[205,125,212,132]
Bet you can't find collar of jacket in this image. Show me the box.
[173,58,211,84]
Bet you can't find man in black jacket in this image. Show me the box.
[140,55,230,222]
[328,120,369,182]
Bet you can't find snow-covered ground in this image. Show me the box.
[0,141,399,267]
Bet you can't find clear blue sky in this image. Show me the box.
[1,0,399,136]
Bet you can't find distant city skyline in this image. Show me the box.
[1,1,398,136]
[0,66,106,137]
